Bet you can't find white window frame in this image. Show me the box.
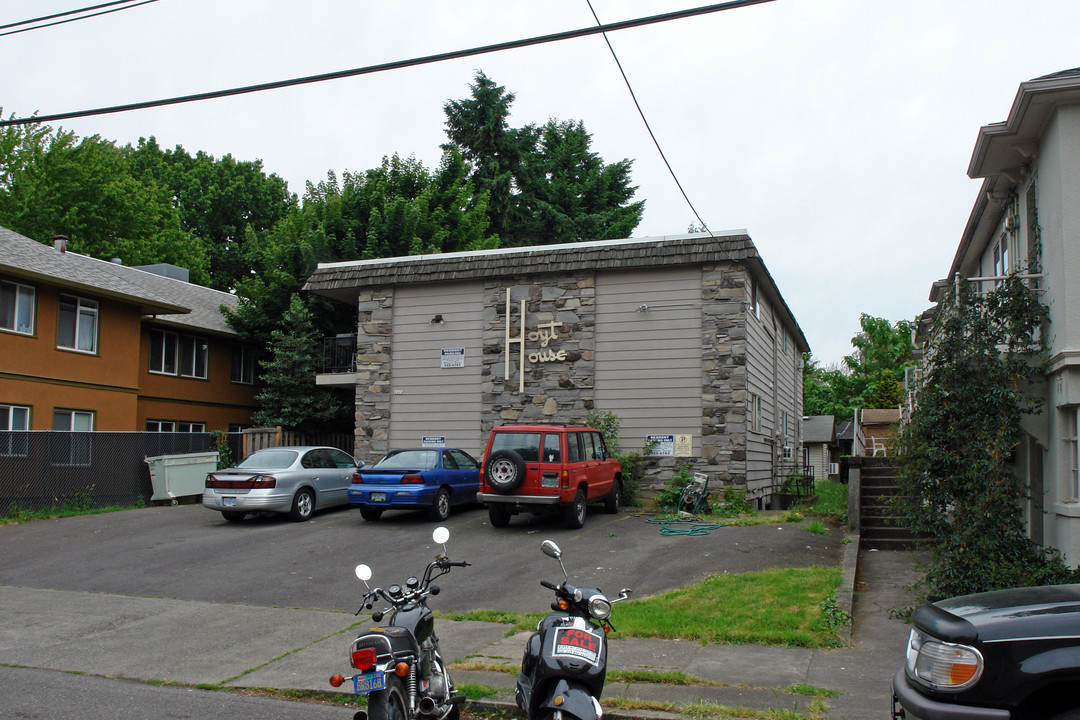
[1066,408,1079,502]
[1,280,36,335]
[179,335,208,379]
[1,403,31,456]
[147,420,176,432]
[51,409,94,466]
[149,328,178,375]
[231,344,256,385]
[748,392,762,434]
[57,294,99,353]
[178,421,206,433]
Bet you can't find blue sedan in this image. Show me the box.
[348,448,481,521]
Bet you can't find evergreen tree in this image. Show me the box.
[252,294,350,431]
[442,71,643,246]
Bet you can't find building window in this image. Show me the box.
[147,420,176,432]
[993,234,1011,284]
[150,329,178,374]
[1066,408,1079,502]
[150,329,208,379]
[231,345,256,384]
[1,403,30,456]
[57,295,98,353]
[179,422,206,433]
[52,409,94,466]
[1,280,35,335]
[750,279,760,319]
[748,393,762,434]
[179,335,208,379]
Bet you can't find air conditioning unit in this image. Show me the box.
[829,463,839,476]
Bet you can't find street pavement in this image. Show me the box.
[0,533,926,720]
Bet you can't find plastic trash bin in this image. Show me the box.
[145,452,219,504]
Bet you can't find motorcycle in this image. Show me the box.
[515,539,632,720]
[330,526,469,720]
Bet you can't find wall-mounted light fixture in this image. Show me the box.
[430,314,444,324]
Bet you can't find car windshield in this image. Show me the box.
[375,450,439,470]
[237,450,298,470]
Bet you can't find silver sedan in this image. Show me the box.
[202,446,359,522]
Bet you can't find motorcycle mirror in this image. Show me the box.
[432,526,450,545]
[541,540,561,559]
[355,564,373,584]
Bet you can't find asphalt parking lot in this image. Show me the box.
[0,501,844,613]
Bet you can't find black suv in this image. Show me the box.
[892,583,1080,719]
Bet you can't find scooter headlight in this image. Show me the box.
[588,594,612,621]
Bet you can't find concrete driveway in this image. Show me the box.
[0,502,844,612]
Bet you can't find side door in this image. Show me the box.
[564,431,590,499]
[587,431,615,499]
[324,448,358,505]
[445,449,480,501]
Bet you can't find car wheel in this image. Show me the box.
[221,510,246,523]
[429,488,451,521]
[563,489,586,529]
[289,488,315,522]
[604,479,621,514]
[485,449,526,493]
[488,503,512,528]
[360,506,383,521]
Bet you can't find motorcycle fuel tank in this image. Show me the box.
[391,605,436,644]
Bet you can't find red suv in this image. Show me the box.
[477,423,622,529]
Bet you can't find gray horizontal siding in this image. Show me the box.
[594,267,702,453]
[390,283,484,455]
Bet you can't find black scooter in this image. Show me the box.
[515,539,632,720]
[330,527,469,720]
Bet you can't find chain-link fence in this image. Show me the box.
[0,431,241,513]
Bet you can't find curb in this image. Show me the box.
[837,532,860,645]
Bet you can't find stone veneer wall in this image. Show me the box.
[481,275,597,430]
[352,287,394,461]
[350,265,751,496]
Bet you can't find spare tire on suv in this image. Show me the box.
[485,449,526,493]
[477,423,623,529]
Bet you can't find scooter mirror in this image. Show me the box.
[541,540,561,559]
[432,526,450,545]
[355,564,373,582]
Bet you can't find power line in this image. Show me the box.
[585,0,717,239]
[0,0,775,128]
[0,0,158,38]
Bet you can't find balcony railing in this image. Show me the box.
[322,334,357,374]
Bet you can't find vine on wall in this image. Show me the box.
[897,273,1076,598]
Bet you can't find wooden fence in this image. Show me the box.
[241,427,355,457]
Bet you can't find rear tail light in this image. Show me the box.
[351,647,377,670]
[205,475,276,490]
[401,473,424,484]
[352,472,364,484]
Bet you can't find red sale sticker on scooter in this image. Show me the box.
[551,626,603,665]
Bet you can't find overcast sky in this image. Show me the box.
[4,0,1078,365]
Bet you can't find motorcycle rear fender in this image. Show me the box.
[541,678,602,720]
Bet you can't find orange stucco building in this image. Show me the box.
[1,227,258,433]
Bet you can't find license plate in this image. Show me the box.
[541,476,559,488]
[371,492,386,502]
[353,671,385,694]
[223,497,236,507]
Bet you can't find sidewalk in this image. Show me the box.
[0,538,926,719]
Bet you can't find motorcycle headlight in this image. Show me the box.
[588,594,612,621]
[905,629,983,691]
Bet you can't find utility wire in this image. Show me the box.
[585,0,717,239]
[0,0,775,128]
[0,0,158,38]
